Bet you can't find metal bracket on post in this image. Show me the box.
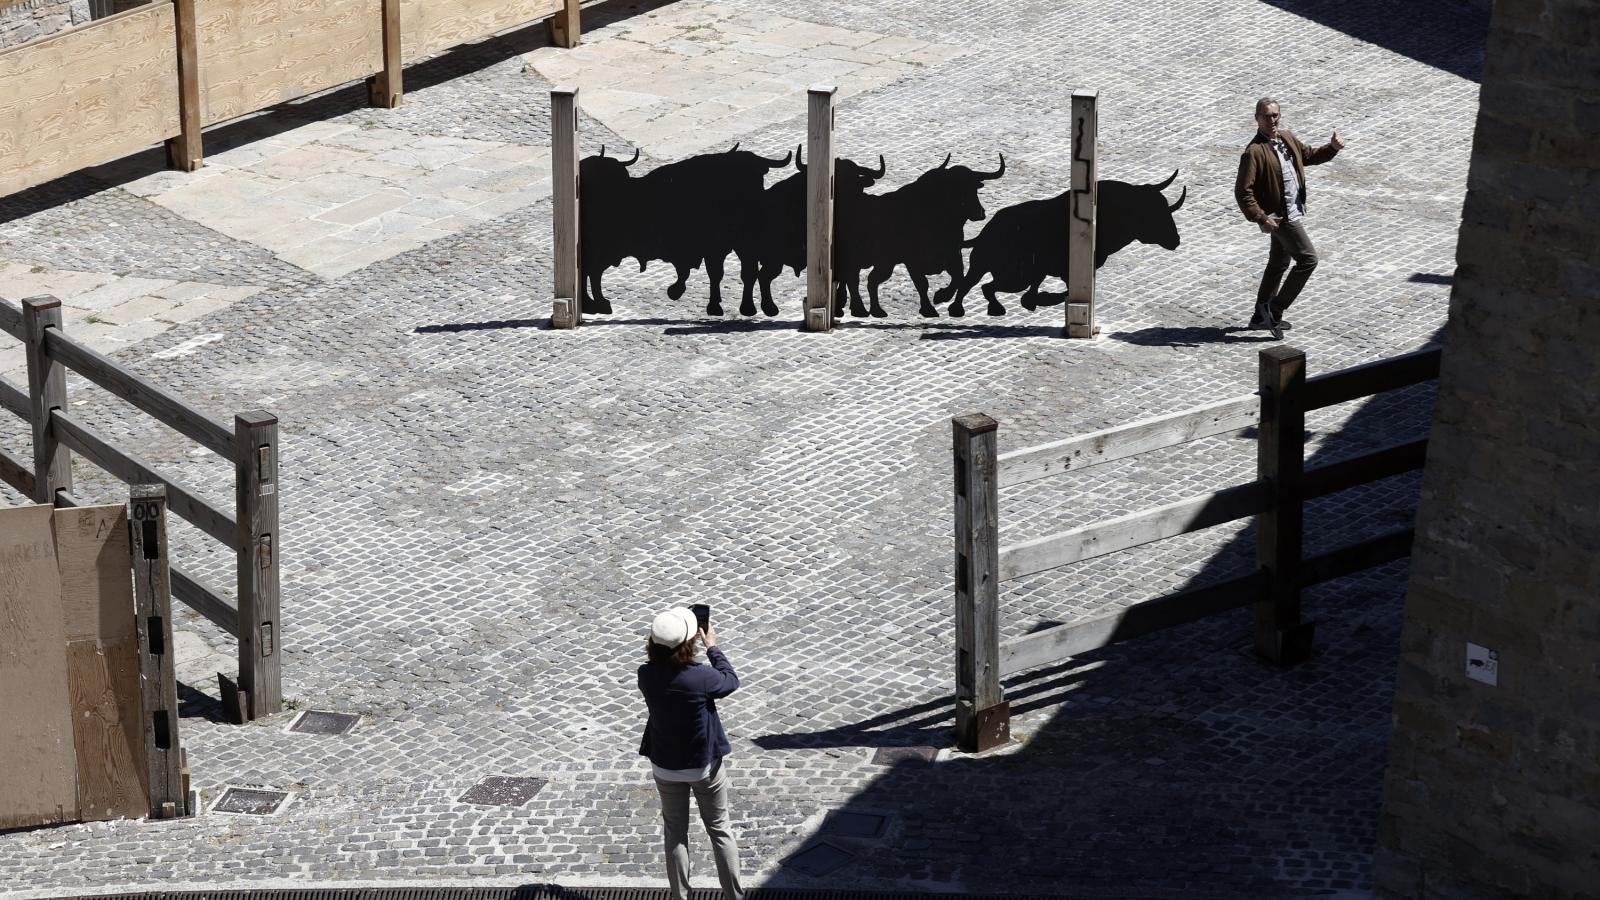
[22,296,71,504]
[1066,89,1099,339]
[804,84,836,333]
[952,414,1008,752]
[1255,346,1313,665]
[550,86,581,329]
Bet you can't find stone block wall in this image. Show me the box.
[1373,0,1600,896]
[0,0,149,49]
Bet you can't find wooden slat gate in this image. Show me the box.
[951,344,1441,752]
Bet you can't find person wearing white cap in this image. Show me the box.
[637,606,743,900]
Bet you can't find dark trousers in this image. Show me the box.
[1255,219,1319,313]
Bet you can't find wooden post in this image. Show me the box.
[1066,89,1098,338]
[130,484,185,818]
[952,414,1008,752]
[804,84,836,333]
[235,411,281,719]
[368,0,403,108]
[166,0,202,171]
[22,296,71,504]
[550,86,581,329]
[550,0,581,48]
[1255,346,1313,665]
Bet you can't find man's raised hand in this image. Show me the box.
[1331,129,1346,150]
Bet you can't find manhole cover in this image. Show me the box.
[212,787,289,815]
[289,710,361,735]
[459,775,547,807]
[821,811,888,839]
[871,746,938,765]
[784,841,855,877]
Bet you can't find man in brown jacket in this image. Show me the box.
[1235,98,1345,338]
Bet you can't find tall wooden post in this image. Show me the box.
[1066,89,1098,338]
[550,86,581,329]
[1255,346,1313,665]
[166,0,202,171]
[804,84,836,333]
[130,484,185,818]
[22,296,70,504]
[235,411,281,719]
[952,414,1008,752]
[550,0,581,48]
[369,0,403,108]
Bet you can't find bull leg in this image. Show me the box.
[982,280,1006,316]
[907,270,937,318]
[1020,276,1046,311]
[847,277,868,318]
[833,280,847,317]
[705,255,726,317]
[947,267,985,318]
[667,260,694,302]
[584,271,613,314]
[757,263,781,317]
[867,265,895,318]
[738,254,759,317]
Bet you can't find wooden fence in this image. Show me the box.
[0,0,584,197]
[950,344,1442,751]
[0,296,280,723]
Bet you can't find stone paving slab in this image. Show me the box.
[0,0,1488,896]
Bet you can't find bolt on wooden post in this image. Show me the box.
[22,296,71,504]
[369,0,403,108]
[952,414,1009,752]
[803,84,836,333]
[130,484,185,818]
[549,86,581,329]
[1255,346,1314,664]
[235,411,281,719]
[1066,89,1098,338]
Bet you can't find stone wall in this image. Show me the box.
[1373,0,1600,896]
[0,0,150,49]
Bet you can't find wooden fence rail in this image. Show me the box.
[0,296,274,721]
[951,343,1442,751]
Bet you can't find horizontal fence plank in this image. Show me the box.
[0,299,20,340]
[0,443,33,496]
[1303,438,1429,500]
[196,0,383,126]
[42,328,233,456]
[1300,528,1416,587]
[998,393,1260,488]
[400,0,565,62]
[1304,346,1442,411]
[998,480,1270,583]
[51,410,236,545]
[1000,570,1264,676]
[0,372,26,418]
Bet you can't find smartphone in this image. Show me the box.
[690,604,711,633]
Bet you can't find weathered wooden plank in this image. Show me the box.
[0,368,27,416]
[0,444,35,497]
[369,0,403,107]
[804,84,836,333]
[0,504,78,829]
[64,639,147,822]
[1303,346,1442,411]
[999,570,1263,676]
[195,0,383,126]
[53,504,134,646]
[399,0,564,63]
[998,480,1269,583]
[1302,438,1429,500]
[1066,89,1098,338]
[167,0,202,170]
[0,4,181,197]
[42,327,234,457]
[25,298,72,503]
[1300,528,1415,587]
[51,409,237,545]
[235,411,280,719]
[0,297,21,339]
[997,393,1260,488]
[952,414,1007,752]
[171,565,239,637]
[549,86,579,328]
[1255,346,1310,665]
[131,486,185,818]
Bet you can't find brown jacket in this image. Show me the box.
[1235,130,1340,224]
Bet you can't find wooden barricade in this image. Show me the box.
[1066,89,1098,338]
[549,85,581,329]
[804,84,837,333]
[0,296,281,722]
[951,344,1441,751]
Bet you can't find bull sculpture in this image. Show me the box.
[947,170,1188,317]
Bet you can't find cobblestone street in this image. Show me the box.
[0,0,1488,896]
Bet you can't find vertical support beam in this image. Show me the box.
[1255,346,1313,665]
[369,0,403,108]
[166,0,203,172]
[235,411,281,719]
[22,296,70,504]
[803,84,836,333]
[550,86,581,329]
[952,414,1008,752]
[550,0,581,48]
[131,484,185,818]
[1066,89,1098,338]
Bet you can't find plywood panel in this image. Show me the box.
[196,0,382,126]
[0,504,77,829]
[53,505,134,643]
[0,5,181,197]
[400,0,563,63]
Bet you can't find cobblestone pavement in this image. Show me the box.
[0,0,1487,896]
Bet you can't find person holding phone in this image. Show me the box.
[1234,97,1345,338]
[637,606,743,900]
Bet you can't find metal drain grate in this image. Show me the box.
[210,787,289,815]
[459,775,547,807]
[288,710,361,735]
[871,746,939,765]
[819,811,888,839]
[782,841,857,876]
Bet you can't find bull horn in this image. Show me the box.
[795,144,805,172]
[1168,184,1187,212]
[872,154,886,178]
[940,153,952,169]
[599,145,607,157]
[978,153,1006,180]
[730,142,740,152]
[623,146,640,166]
[763,149,793,167]
[1154,169,1178,191]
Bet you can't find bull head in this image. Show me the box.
[763,149,794,168]
[870,154,886,179]
[1169,184,1187,212]
[597,145,640,166]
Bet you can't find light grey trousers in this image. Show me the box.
[653,759,744,900]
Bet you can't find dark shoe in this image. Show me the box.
[1248,301,1276,330]
[1269,305,1293,330]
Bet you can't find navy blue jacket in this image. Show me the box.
[637,646,739,770]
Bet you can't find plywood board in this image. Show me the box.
[400,0,562,63]
[196,0,383,126]
[0,504,77,829]
[53,504,134,644]
[0,5,181,197]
